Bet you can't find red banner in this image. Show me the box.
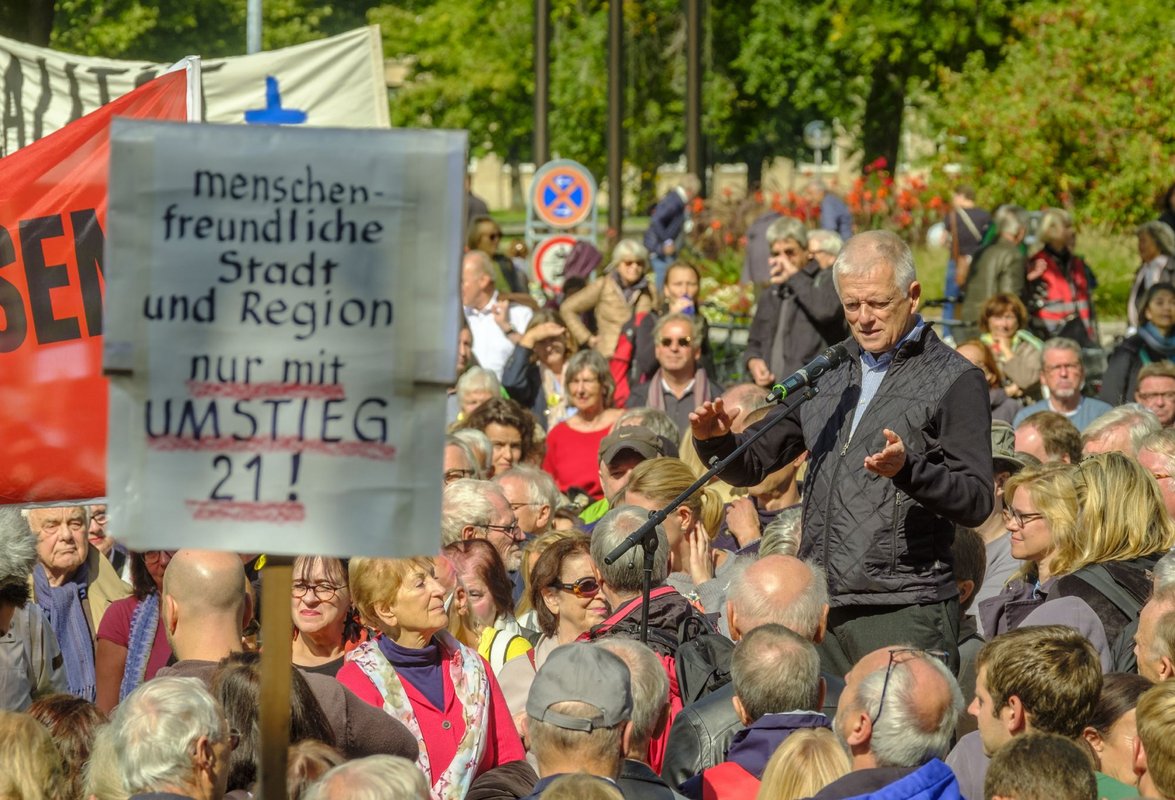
[0,69,190,504]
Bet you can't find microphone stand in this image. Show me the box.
[603,386,818,644]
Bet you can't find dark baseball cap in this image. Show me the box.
[599,424,678,464]
[526,643,633,731]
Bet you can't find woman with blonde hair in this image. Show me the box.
[621,457,735,612]
[559,238,655,358]
[0,709,68,800]
[756,728,851,800]
[977,463,1083,637]
[337,557,523,798]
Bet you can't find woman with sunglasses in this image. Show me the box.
[559,238,655,358]
[290,555,360,678]
[496,536,609,719]
[95,550,175,713]
[339,556,524,797]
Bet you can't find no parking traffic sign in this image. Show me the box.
[530,159,596,228]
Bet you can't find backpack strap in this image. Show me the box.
[1071,564,1144,620]
[702,762,760,800]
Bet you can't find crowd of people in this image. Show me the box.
[4,178,1175,800]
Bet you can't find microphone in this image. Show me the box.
[766,343,849,403]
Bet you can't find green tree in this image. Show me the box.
[727,0,1013,172]
[929,0,1175,229]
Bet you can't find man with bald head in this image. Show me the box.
[462,250,533,379]
[156,549,417,762]
[662,555,842,787]
[815,645,962,799]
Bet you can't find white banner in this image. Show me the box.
[0,26,389,157]
[103,119,466,558]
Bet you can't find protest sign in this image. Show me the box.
[104,120,465,557]
[0,26,389,156]
[0,64,195,505]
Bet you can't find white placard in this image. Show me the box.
[104,120,466,557]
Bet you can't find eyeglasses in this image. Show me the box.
[485,232,502,241]
[444,468,475,484]
[90,511,108,525]
[551,576,601,598]
[292,582,344,601]
[144,550,176,563]
[620,258,645,267]
[871,648,949,725]
[1151,472,1173,483]
[227,729,241,750]
[1138,391,1175,403]
[509,501,539,511]
[1043,362,1082,374]
[659,336,692,348]
[482,521,523,538]
[1001,505,1045,528]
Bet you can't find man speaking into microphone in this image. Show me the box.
[692,230,992,675]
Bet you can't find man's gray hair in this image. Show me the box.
[855,654,963,768]
[0,505,37,586]
[766,216,809,249]
[595,639,670,748]
[726,558,829,640]
[462,249,495,280]
[1154,550,1175,591]
[452,428,493,475]
[1040,337,1083,368]
[731,624,821,721]
[1081,404,1160,456]
[303,755,429,800]
[590,506,669,593]
[111,677,227,795]
[653,312,698,344]
[759,507,804,558]
[455,366,500,405]
[495,464,561,512]
[441,479,503,545]
[444,435,484,480]
[994,204,1029,237]
[680,174,702,197]
[808,229,844,256]
[832,230,917,296]
[614,408,680,446]
[528,701,626,770]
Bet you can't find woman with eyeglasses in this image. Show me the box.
[442,539,533,674]
[501,309,579,430]
[559,238,655,359]
[468,215,528,295]
[338,557,524,797]
[542,349,625,499]
[977,463,1081,637]
[290,556,360,678]
[95,550,175,713]
[1099,282,1175,406]
[496,536,609,720]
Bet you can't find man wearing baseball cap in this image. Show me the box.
[521,643,634,799]
[581,424,678,527]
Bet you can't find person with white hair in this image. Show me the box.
[454,366,501,424]
[303,755,429,800]
[110,676,234,800]
[440,479,525,572]
[560,238,656,358]
[1080,404,1160,457]
[806,229,844,270]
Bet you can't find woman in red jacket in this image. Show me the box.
[339,556,524,800]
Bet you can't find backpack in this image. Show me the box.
[561,239,602,283]
[609,310,649,408]
[606,588,734,706]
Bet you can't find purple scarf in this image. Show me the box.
[34,561,96,701]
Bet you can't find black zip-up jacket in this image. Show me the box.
[696,326,993,607]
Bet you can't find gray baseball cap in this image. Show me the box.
[526,643,633,731]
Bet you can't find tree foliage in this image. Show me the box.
[929,0,1175,229]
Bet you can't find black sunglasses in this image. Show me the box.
[659,336,692,348]
[551,576,601,598]
[871,648,949,726]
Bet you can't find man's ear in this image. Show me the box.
[1005,695,1028,735]
[461,525,478,542]
[957,579,976,608]
[619,721,634,760]
[814,604,829,645]
[844,709,872,749]
[726,601,742,642]
[732,695,753,726]
[194,734,215,771]
[1160,655,1175,682]
[535,503,552,532]
[164,595,180,634]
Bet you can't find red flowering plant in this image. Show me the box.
[844,158,950,243]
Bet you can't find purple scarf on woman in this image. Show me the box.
[33,561,96,701]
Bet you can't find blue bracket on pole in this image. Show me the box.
[244,76,308,125]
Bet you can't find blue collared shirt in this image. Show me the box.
[849,315,926,439]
